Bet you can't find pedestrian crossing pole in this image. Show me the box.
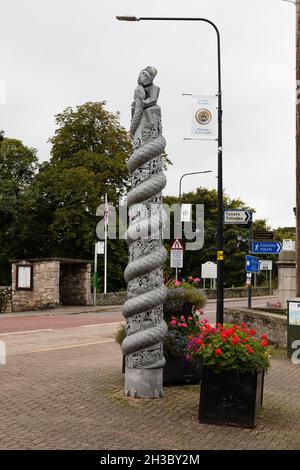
[104,193,108,295]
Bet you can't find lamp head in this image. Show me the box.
[116,16,139,22]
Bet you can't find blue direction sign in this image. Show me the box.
[246,255,260,273]
[250,241,282,255]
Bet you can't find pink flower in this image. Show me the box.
[188,316,193,321]
[175,280,181,287]
[188,276,194,281]
[169,319,177,326]
[194,277,200,283]
[182,323,188,328]
[180,315,185,321]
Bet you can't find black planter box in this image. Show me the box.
[199,367,264,428]
[163,357,202,385]
[122,356,202,385]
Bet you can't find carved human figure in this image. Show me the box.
[122,67,167,398]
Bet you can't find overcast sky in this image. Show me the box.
[0,0,296,228]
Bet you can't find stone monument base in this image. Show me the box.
[125,368,164,398]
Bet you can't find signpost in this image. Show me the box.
[245,256,259,309]
[180,204,192,222]
[283,239,296,251]
[201,261,217,289]
[259,260,273,294]
[245,255,260,274]
[224,210,252,225]
[171,239,184,280]
[253,231,274,240]
[250,241,282,255]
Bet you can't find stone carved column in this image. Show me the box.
[122,67,168,398]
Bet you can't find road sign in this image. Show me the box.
[224,210,252,225]
[96,241,105,254]
[250,241,282,254]
[171,239,184,250]
[201,262,217,279]
[253,231,274,240]
[181,204,192,222]
[283,239,296,251]
[246,255,260,273]
[246,272,252,287]
[170,250,183,268]
[259,260,273,271]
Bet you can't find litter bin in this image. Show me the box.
[287,298,300,358]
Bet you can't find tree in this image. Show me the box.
[164,188,270,287]
[25,102,132,291]
[0,135,38,284]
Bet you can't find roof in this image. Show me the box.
[10,258,92,265]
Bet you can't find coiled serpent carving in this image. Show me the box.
[122,67,168,372]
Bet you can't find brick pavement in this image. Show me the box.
[0,342,299,450]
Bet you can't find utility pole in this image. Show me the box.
[296,0,300,295]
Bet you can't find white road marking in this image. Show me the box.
[7,339,115,356]
[0,328,54,336]
[81,321,125,328]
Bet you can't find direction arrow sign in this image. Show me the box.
[250,241,282,254]
[224,210,252,225]
[171,239,184,250]
[246,255,260,274]
[253,231,274,241]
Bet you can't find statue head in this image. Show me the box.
[138,66,157,86]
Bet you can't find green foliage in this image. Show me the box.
[0,135,38,284]
[164,188,271,287]
[115,323,126,346]
[15,102,131,291]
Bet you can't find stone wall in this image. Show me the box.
[277,251,296,308]
[60,264,92,306]
[224,307,287,347]
[97,291,127,306]
[12,261,60,311]
[204,286,272,299]
[96,287,272,307]
[0,286,12,313]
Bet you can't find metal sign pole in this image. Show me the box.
[248,215,253,308]
[104,193,108,295]
[94,243,97,306]
[270,269,272,294]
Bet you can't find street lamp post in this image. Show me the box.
[179,170,212,199]
[116,16,224,324]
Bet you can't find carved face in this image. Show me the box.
[141,127,152,142]
[138,69,153,87]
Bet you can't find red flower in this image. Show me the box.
[261,339,268,348]
[245,345,254,354]
[261,334,268,341]
[249,329,256,336]
[214,348,223,357]
[231,335,240,345]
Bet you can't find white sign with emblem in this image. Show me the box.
[191,95,217,140]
